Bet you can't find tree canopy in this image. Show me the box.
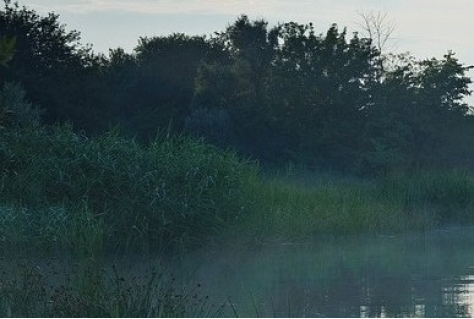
[2,3,473,174]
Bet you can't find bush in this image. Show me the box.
[0,82,42,129]
[0,124,258,251]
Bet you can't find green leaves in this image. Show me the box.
[362,52,473,172]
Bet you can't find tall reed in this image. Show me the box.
[0,124,257,253]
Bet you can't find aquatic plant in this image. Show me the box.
[0,124,257,253]
[0,260,223,317]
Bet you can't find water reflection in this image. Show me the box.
[172,228,474,317]
[3,228,474,317]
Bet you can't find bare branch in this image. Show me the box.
[354,11,396,53]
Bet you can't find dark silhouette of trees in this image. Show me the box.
[191,15,280,158]
[0,0,96,127]
[362,52,473,172]
[126,34,216,137]
[193,18,380,167]
[2,2,473,174]
[270,22,378,167]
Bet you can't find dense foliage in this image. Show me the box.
[1,2,473,174]
[3,4,474,316]
[1,124,256,252]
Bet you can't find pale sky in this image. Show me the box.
[22,0,474,103]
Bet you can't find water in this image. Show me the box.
[3,228,474,317]
[169,228,474,317]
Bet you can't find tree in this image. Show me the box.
[410,53,472,166]
[0,82,42,130]
[0,33,15,127]
[0,36,43,131]
[220,15,279,104]
[355,11,397,85]
[192,18,381,166]
[355,11,395,54]
[124,33,215,138]
[192,16,280,158]
[269,22,378,167]
[362,52,473,172]
[0,0,85,76]
[0,0,91,124]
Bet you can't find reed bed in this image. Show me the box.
[3,124,474,317]
[3,124,474,252]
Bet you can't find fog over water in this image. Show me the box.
[165,228,474,317]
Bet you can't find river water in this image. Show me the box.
[3,228,474,317]
[167,228,474,317]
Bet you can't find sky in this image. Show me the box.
[22,0,474,103]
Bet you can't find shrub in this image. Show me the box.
[0,124,258,252]
[0,82,42,129]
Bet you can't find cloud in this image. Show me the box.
[27,0,474,62]
[31,0,279,15]
[30,0,366,19]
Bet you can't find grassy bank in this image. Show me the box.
[241,167,474,240]
[3,124,474,316]
[0,124,254,316]
[0,124,257,254]
[3,124,474,252]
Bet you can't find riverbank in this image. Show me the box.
[3,125,474,316]
[2,124,474,253]
[239,167,474,241]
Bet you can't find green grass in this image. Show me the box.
[237,166,474,240]
[4,123,474,317]
[238,174,425,240]
[3,123,474,253]
[376,170,474,223]
[0,124,257,253]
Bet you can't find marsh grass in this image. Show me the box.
[0,202,106,258]
[239,167,474,240]
[0,124,257,253]
[0,259,223,317]
[3,122,474,253]
[376,170,474,223]
[238,177,408,240]
[3,123,474,252]
[3,123,474,317]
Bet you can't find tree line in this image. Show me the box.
[1,1,473,174]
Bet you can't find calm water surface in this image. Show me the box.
[168,228,474,317]
[4,228,474,317]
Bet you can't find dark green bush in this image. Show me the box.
[0,124,258,251]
